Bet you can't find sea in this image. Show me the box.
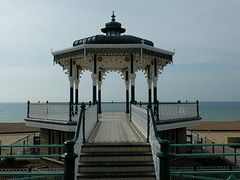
[0,102,239,123]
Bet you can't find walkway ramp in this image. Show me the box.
[87,112,146,143]
[78,112,155,179]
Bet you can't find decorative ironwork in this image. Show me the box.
[131,105,148,137]
[158,103,198,121]
[28,103,70,121]
[131,104,160,179]
[85,105,98,138]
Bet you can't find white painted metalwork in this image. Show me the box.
[85,105,98,137]
[131,104,160,179]
[158,103,198,121]
[131,105,148,137]
[29,103,70,121]
[149,118,161,180]
[73,104,97,180]
[74,119,83,180]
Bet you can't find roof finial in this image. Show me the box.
[111,11,116,22]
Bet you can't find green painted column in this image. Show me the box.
[62,140,78,180]
[147,65,152,104]
[130,54,136,103]
[92,54,97,104]
[158,140,171,180]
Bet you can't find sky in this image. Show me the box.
[0,0,239,103]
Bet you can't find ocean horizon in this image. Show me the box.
[0,101,239,123]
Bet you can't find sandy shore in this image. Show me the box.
[0,123,39,145]
[187,121,240,131]
[0,123,39,134]
[1,121,240,145]
[188,121,240,144]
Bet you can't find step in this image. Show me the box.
[80,151,153,162]
[78,171,156,179]
[79,161,154,172]
[81,142,151,153]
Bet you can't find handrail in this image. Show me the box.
[147,104,171,180]
[72,104,84,143]
[147,105,162,144]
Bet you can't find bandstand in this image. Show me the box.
[52,12,174,113]
[24,13,201,180]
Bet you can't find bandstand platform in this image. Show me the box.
[25,101,201,180]
[23,12,203,179]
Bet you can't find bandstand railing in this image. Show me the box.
[27,101,95,122]
[1,103,98,180]
[131,103,240,180]
[135,100,199,122]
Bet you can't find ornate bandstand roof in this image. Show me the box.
[52,12,174,79]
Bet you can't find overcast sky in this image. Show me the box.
[0,0,239,103]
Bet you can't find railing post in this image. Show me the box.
[46,100,48,119]
[27,101,30,118]
[212,142,215,154]
[223,145,225,158]
[147,104,152,143]
[156,100,159,121]
[196,100,199,117]
[81,103,86,143]
[234,147,237,164]
[62,140,78,180]
[158,140,171,180]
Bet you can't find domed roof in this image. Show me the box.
[73,12,154,47]
[101,12,126,34]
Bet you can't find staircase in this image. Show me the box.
[78,142,156,180]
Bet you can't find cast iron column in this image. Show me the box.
[130,54,136,103]
[125,70,129,113]
[75,65,80,113]
[147,65,152,104]
[98,70,102,113]
[153,59,158,104]
[92,54,97,104]
[69,59,74,115]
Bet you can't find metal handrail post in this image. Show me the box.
[157,140,171,180]
[147,104,152,143]
[196,100,199,117]
[62,140,78,180]
[27,101,30,118]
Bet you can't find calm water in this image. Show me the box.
[0,102,239,123]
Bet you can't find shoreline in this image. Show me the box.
[0,123,39,134]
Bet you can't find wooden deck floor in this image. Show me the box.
[87,112,146,143]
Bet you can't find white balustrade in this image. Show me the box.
[131,105,148,137]
[85,105,98,136]
[158,103,198,121]
[131,104,160,179]
[29,103,70,121]
[74,104,98,180]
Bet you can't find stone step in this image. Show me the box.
[78,171,156,180]
[80,151,153,162]
[79,161,154,173]
[81,142,151,153]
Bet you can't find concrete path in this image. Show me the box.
[87,112,145,143]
